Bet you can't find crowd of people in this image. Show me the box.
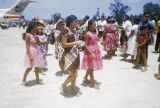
[21,12,160,96]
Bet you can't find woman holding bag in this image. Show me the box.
[60,15,81,95]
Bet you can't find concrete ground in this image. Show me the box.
[0,27,160,108]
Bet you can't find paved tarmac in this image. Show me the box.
[0,27,160,108]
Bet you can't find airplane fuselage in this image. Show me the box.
[0,13,21,22]
[0,0,33,23]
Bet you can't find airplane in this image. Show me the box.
[0,0,34,23]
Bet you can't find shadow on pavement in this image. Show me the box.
[81,80,101,90]
[59,85,82,98]
[25,79,43,87]
[55,70,70,77]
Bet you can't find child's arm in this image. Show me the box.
[84,34,95,58]
[25,34,32,60]
[137,36,148,47]
[61,28,80,48]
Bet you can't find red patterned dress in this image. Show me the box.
[103,23,118,52]
[81,31,103,70]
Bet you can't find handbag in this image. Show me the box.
[64,46,78,70]
[57,43,64,60]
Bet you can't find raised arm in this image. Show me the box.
[61,34,80,48]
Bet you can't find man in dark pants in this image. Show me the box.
[138,12,156,58]
[138,12,156,65]
[155,20,160,53]
[155,33,160,53]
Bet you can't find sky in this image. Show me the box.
[0,0,160,20]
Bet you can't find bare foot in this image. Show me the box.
[71,86,77,95]
[128,59,134,63]
[133,65,140,69]
[108,56,112,60]
[36,80,44,85]
[83,78,90,83]
[142,67,147,72]
[90,80,99,89]
[90,80,96,87]
[60,84,67,94]
[21,81,27,86]
[93,83,100,89]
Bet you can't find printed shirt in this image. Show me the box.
[137,34,149,48]
[138,20,155,33]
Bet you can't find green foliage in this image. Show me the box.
[109,0,131,25]
[129,14,141,24]
[143,2,160,20]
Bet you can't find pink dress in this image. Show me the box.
[103,23,118,52]
[24,33,42,68]
[81,31,103,71]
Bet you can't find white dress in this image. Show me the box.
[127,24,138,56]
